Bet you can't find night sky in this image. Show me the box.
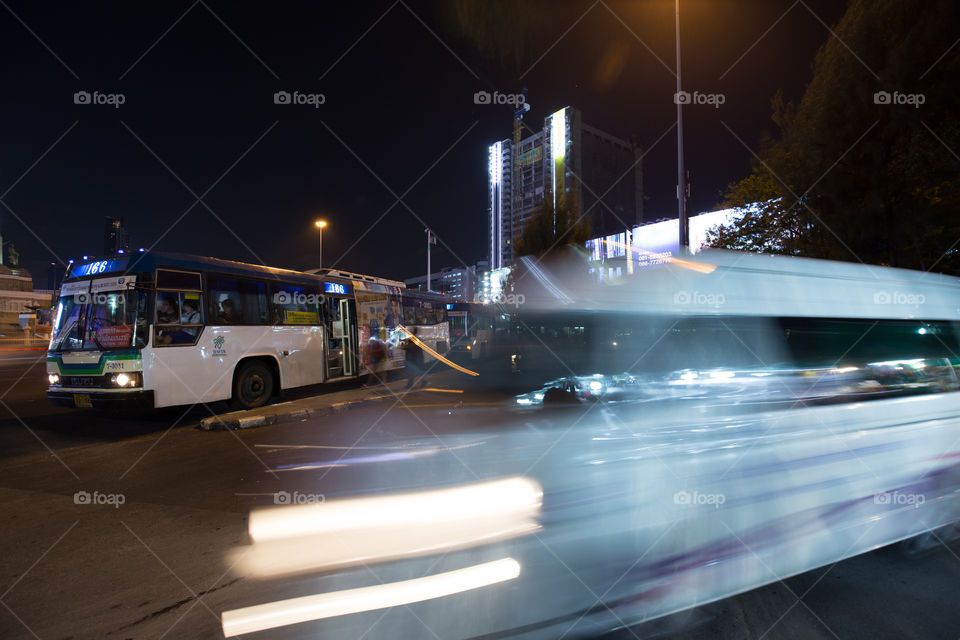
[1,0,847,285]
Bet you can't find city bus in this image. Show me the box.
[46,252,449,410]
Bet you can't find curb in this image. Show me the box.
[198,393,395,431]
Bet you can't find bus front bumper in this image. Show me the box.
[47,389,155,410]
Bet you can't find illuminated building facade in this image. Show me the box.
[404,262,485,302]
[104,216,130,256]
[584,208,744,278]
[488,106,643,268]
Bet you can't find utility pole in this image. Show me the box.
[676,0,689,254]
[425,228,437,292]
[314,219,327,269]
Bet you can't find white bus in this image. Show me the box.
[46,252,449,410]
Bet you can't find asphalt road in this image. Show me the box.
[0,353,958,640]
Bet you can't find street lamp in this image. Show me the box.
[314,220,327,269]
[675,0,689,254]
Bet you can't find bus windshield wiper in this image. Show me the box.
[53,319,78,352]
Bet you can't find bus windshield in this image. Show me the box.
[51,288,149,351]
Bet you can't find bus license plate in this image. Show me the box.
[73,394,92,408]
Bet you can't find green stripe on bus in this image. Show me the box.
[47,353,142,375]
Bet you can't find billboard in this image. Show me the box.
[586,208,742,268]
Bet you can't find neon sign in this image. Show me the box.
[73,258,129,277]
[323,282,351,295]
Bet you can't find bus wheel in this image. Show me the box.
[232,361,274,410]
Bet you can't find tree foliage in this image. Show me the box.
[434,1,549,73]
[708,0,960,273]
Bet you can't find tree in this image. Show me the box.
[514,184,592,258]
[434,1,550,73]
[709,0,960,273]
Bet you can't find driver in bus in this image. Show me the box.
[157,295,179,324]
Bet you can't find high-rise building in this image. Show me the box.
[403,263,483,302]
[488,106,643,268]
[104,216,130,255]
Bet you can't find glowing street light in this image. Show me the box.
[314,220,327,268]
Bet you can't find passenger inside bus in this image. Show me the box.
[156,293,201,345]
[217,298,241,324]
[181,298,201,324]
[157,294,179,324]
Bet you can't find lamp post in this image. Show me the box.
[425,228,436,292]
[314,220,327,269]
[676,0,689,254]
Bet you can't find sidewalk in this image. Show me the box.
[199,372,457,431]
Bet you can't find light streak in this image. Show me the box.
[397,325,479,376]
[222,558,521,637]
[233,477,542,577]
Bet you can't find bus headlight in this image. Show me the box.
[110,372,142,388]
[48,373,61,386]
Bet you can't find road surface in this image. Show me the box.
[0,352,958,639]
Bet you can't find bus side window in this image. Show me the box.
[209,276,268,325]
[270,283,320,325]
[156,293,180,324]
[155,292,204,346]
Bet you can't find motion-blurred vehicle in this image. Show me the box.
[221,250,960,638]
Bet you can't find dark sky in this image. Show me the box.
[0,0,847,285]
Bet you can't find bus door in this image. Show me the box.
[339,298,357,377]
[324,296,357,379]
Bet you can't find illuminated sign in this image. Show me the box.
[323,282,351,295]
[91,275,136,293]
[60,281,91,296]
[489,141,504,269]
[584,208,745,269]
[550,108,566,212]
[550,109,566,162]
[73,258,129,277]
[517,146,542,166]
[488,141,502,186]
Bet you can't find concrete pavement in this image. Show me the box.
[199,370,467,430]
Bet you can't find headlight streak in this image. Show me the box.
[262,439,488,472]
[221,558,521,637]
[233,477,542,578]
